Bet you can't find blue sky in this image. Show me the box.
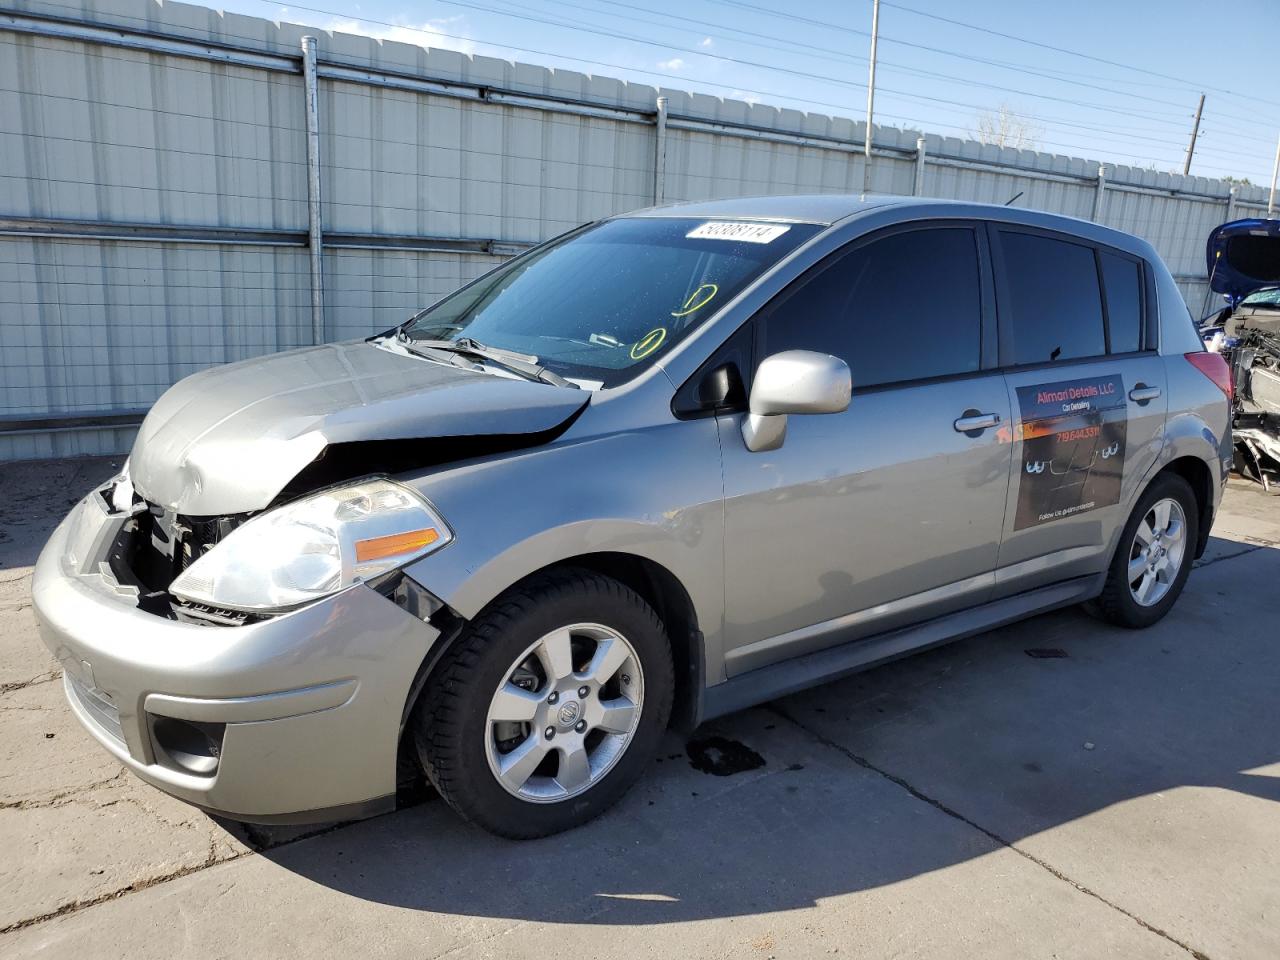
[213,0,1279,185]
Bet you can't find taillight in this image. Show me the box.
[1185,351,1233,401]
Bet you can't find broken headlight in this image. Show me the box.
[169,479,452,613]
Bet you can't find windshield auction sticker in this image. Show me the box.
[1013,374,1126,530]
[686,222,791,244]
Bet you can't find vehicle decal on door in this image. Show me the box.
[1012,374,1126,529]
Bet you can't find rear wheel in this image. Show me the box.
[414,568,672,838]
[1093,473,1199,629]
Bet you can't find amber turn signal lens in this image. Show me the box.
[354,528,440,563]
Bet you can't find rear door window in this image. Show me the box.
[761,227,983,388]
[1099,251,1143,354]
[998,231,1106,364]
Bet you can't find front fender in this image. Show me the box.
[399,418,728,681]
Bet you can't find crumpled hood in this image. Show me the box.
[129,340,589,515]
[1207,218,1280,303]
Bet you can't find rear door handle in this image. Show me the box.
[953,412,1001,433]
[1128,385,1161,404]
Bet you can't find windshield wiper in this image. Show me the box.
[397,333,578,389]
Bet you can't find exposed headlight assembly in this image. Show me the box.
[170,479,452,613]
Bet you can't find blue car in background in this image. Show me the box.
[1201,218,1280,491]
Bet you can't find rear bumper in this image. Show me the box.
[32,492,441,822]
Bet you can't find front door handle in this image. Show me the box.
[954,411,1001,433]
[1128,384,1161,404]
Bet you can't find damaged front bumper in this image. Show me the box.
[31,488,441,823]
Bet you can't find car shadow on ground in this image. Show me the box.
[240,534,1280,925]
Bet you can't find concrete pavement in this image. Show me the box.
[1,456,1277,958]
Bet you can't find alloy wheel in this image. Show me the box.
[1127,497,1187,607]
[483,623,644,803]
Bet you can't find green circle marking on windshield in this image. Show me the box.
[671,283,719,318]
[630,327,667,360]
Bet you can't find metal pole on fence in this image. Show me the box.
[1182,93,1204,177]
[1225,186,1238,224]
[912,136,926,196]
[1269,133,1280,217]
[301,36,325,346]
[861,0,880,196]
[654,96,668,205]
[1093,166,1107,222]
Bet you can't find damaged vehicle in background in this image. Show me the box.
[1201,218,1280,492]
[32,196,1230,839]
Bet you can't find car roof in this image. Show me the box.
[624,193,902,225]
[623,194,1154,259]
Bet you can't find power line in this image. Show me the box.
[240,0,1269,177]
[420,0,1263,135]
[248,0,908,114]
[869,91,1248,167]
[569,0,1279,140]
[578,0,1191,112]
[697,0,1280,125]
[562,0,1201,119]
[877,0,1280,114]
[706,0,1280,116]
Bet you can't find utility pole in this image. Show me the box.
[861,0,880,196]
[1182,93,1204,177]
[301,36,325,346]
[1269,132,1279,217]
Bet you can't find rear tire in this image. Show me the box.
[413,568,673,839]
[1093,472,1199,629]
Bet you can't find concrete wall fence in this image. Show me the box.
[1,0,1271,460]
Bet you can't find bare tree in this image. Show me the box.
[974,104,1042,150]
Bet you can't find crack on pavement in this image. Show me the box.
[95,793,210,830]
[1194,533,1280,570]
[0,800,400,936]
[236,813,374,853]
[0,768,129,811]
[0,671,61,697]
[431,920,528,960]
[0,845,254,937]
[1194,544,1263,569]
[769,704,1213,960]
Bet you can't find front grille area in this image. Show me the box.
[67,673,125,747]
[136,502,242,585]
[107,501,249,623]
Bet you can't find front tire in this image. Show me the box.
[413,568,673,839]
[1093,472,1199,629]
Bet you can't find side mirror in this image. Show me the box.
[741,350,851,452]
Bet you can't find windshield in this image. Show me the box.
[1241,288,1280,308]
[400,217,820,387]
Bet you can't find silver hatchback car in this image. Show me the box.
[33,196,1232,838]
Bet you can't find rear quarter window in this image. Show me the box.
[1099,251,1143,354]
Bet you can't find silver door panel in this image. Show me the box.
[719,375,1012,674]
[993,355,1168,597]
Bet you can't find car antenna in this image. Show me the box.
[1004,191,1024,206]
